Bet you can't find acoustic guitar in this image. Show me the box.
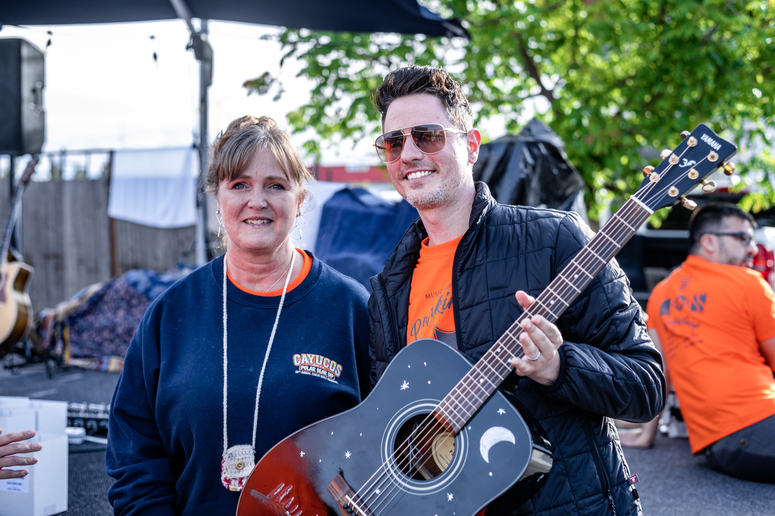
[237,125,737,516]
[0,158,37,357]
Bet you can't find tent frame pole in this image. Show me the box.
[170,0,212,265]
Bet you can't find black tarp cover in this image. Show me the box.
[473,117,587,221]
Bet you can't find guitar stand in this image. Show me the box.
[4,336,64,379]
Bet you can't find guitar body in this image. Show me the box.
[238,339,552,516]
[0,158,38,358]
[0,259,34,355]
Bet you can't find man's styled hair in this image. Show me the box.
[688,203,756,254]
[373,66,474,131]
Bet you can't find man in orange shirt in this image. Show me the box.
[368,66,665,515]
[627,203,775,483]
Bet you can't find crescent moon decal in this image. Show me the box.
[479,426,516,464]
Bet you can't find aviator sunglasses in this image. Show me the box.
[374,124,469,163]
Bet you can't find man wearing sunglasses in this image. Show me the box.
[627,203,775,483]
[368,66,665,515]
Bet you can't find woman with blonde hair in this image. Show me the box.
[107,116,370,515]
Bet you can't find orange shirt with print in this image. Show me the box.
[407,236,462,347]
[647,255,775,453]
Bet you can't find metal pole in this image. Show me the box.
[8,155,18,258]
[194,19,212,266]
[169,1,212,265]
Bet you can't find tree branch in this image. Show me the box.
[513,32,556,104]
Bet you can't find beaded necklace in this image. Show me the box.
[220,250,296,491]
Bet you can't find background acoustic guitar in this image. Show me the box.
[0,158,37,358]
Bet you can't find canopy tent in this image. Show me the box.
[0,1,467,37]
[1,0,468,263]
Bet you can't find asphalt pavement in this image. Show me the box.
[0,360,772,516]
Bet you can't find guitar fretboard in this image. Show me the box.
[1,183,27,260]
[433,197,653,432]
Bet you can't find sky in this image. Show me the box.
[0,18,525,183]
[0,19,386,178]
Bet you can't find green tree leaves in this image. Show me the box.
[246,0,774,218]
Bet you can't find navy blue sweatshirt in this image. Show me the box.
[106,255,370,515]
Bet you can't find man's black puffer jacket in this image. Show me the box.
[368,182,665,516]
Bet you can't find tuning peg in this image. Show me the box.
[680,131,691,140]
[722,162,736,176]
[660,149,672,159]
[701,179,717,193]
[642,165,654,177]
[680,196,698,210]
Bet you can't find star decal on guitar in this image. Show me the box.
[497,408,506,415]
[345,451,352,459]
[447,493,454,502]
[300,451,305,457]
[401,381,409,390]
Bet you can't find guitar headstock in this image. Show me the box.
[635,124,737,212]
[18,158,38,188]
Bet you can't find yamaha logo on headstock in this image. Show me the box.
[700,133,722,151]
[636,124,737,212]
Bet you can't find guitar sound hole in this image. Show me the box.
[394,414,455,480]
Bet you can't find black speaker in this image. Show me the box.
[0,38,46,156]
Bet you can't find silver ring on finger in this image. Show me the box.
[526,350,541,362]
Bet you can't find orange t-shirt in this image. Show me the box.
[227,249,312,296]
[647,255,775,453]
[406,236,462,347]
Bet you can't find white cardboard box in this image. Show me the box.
[0,398,68,516]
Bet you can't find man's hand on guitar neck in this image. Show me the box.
[0,429,42,479]
[510,291,563,386]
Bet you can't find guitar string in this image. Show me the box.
[354,147,713,513]
[356,190,657,513]
[379,157,702,503]
[447,149,709,427]
[424,167,676,432]
[473,152,694,371]
[360,178,682,514]
[356,191,659,514]
[435,147,711,438]
[431,189,652,424]
[355,204,648,516]
[355,196,653,516]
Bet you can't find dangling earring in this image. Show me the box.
[216,209,225,238]
[291,213,304,241]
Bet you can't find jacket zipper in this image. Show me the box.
[375,275,404,353]
[583,421,616,516]
[451,211,484,351]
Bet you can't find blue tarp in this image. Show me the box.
[314,187,418,291]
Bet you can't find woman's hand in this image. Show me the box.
[0,429,42,479]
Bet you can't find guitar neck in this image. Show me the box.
[434,196,654,433]
[1,183,26,261]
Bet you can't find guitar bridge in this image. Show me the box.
[328,474,373,516]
